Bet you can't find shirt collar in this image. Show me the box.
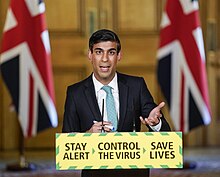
[92,73,118,93]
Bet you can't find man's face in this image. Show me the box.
[88,41,121,85]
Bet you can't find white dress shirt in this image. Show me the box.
[92,73,161,131]
[93,73,119,122]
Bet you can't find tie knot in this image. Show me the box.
[102,85,112,94]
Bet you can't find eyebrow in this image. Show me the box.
[94,48,117,51]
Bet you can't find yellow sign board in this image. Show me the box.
[56,132,182,170]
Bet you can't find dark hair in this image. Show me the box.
[89,29,121,54]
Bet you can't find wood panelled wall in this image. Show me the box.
[0,0,220,151]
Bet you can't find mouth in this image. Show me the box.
[100,66,110,72]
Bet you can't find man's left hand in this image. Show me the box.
[140,102,165,126]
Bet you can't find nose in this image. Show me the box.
[101,51,109,62]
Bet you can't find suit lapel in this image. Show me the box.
[84,75,102,121]
[117,74,129,130]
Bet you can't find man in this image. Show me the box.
[62,29,171,177]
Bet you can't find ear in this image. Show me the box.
[117,51,122,61]
[88,50,92,61]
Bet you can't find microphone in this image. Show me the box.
[133,116,136,132]
[101,99,105,133]
[100,99,114,132]
[132,101,136,132]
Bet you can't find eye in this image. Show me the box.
[95,50,102,55]
[109,50,116,55]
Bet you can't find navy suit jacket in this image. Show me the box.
[62,72,170,133]
[62,72,171,177]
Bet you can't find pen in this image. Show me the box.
[93,121,114,131]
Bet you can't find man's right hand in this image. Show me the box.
[86,121,112,133]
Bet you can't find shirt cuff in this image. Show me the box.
[149,119,162,132]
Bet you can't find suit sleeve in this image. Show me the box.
[62,86,81,133]
[139,78,171,132]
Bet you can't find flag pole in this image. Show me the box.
[182,134,196,169]
[1,0,57,171]
[6,124,36,171]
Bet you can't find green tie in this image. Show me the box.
[102,86,118,131]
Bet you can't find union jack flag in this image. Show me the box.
[0,0,58,137]
[157,0,211,133]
